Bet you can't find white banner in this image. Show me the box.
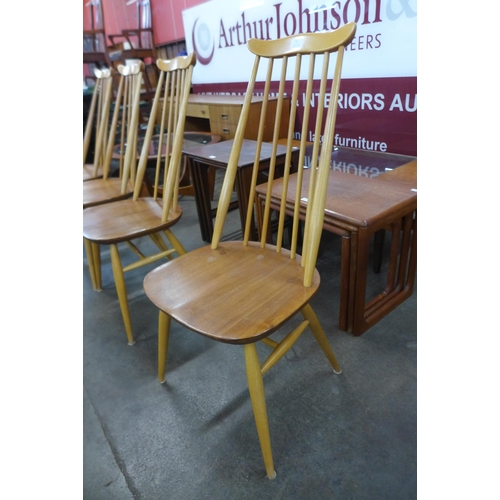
[182,0,417,84]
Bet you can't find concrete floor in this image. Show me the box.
[83,174,417,499]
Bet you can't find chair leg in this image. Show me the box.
[84,238,97,290]
[301,303,342,374]
[163,229,187,256]
[110,243,135,346]
[92,242,102,290]
[244,343,276,480]
[158,310,171,383]
[149,232,171,258]
[84,238,102,292]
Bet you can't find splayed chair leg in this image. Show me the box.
[164,229,186,256]
[92,242,102,290]
[244,343,276,480]
[301,303,342,374]
[84,238,102,291]
[158,310,171,383]
[110,243,134,346]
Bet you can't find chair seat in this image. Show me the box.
[83,198,182,244]
[143,241,320,344]
[83,164,103,181]
[83,178,134,208]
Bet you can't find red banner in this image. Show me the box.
[193,75,416,156]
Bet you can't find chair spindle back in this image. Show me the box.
[133,53,197,222]
[83,67,113,171]
[99,62,144,187]
[211,23,356,287]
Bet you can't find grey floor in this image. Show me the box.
[83,172,417,499]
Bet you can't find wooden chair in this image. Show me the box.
[107,0,158,108]
[83,53,197,345]
[83,67,114,181]
[83,62,144,208]
[83,0,113,80]
[142,24,357,479]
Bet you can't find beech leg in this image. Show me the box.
[301,303,342,374]
[149,232,168,252]
[244,343,276,480]
[110,244,134,345]
[84,238,98,291]
[91,242,102,291]
[158,311,171,383]
[260,320,309,375]
[163,229,187,256]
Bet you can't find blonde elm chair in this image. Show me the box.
[142,24,357,478]
[83,62,144,208]
[83,67,113,181]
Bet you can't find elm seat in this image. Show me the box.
[83,164,103,181]
[83,198,182,245]
[83,178,134,208]
[142,23,357,479]
[144,241,320,343]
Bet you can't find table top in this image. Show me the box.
[256,158,417,229]
[183,139,290,167]
[376,159,417,187]
[303,145,415,178]
[113,132,220,160]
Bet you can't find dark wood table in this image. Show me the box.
[183,139,299,242]
[255,152,417,336]
[111,132,221,195]
[112,131,220,161]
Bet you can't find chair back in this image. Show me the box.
[83,0,112,69]
[212,23,356,287]
[126,0,154,52]
[117,1,157,100]
[83,67,113,170]
[98,62,144,189]
[133,53,197,222]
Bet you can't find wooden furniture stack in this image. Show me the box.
[83,53,197,345]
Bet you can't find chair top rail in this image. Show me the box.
[248,23,356,58]
[117,61,145,76]
[157,52,196,73]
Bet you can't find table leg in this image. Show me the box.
[364,211,417,324]
[235,167,257,240]
[351,227,371,336]
[189,159,214,243]
[338,235,351,332]
[350,209,417,335]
